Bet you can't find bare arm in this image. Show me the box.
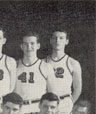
[8,57,17,93]
[71,60,82,104]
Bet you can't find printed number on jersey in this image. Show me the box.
[0,69,4,80]
[18,72,34,83]
[54,67,64,78]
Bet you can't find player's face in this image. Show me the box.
[39,100,58,114]
[21,36,40,57]
[50,31,69,51]
[73,105,88,114]
[2,102,20,114]
[0,30,6,51]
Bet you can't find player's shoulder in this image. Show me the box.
[40,59,54,77]
[5,55,16,64]
[68,56,81,68]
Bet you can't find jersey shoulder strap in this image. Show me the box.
[66,55,73,75]
[39,59,47,80]
[5,55,10,74]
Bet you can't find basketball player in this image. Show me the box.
[14,31,55,114]
[46,30,82,114]
[37,92,60,114]
[1,92,23,114]
[0,29,16,112]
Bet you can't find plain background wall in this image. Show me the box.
[0,1,95,113]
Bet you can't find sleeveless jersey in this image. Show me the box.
[0,55,10,96]
[47,54,73,96]
[14,59,47,100]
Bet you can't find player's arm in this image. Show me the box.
[71,59,82,104]
[7,57,17,93]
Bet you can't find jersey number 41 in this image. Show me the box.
[18,72,34,83]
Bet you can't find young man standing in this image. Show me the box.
[38,92,60,114]
[14,31,55,114]
[0,29,16,112]
[46,30,82,114]
[1,92,23,114]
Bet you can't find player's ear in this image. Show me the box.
[3,37,6,44]
[66,39,69,45]
[37,43,40,50]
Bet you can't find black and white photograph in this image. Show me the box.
[0,1,95,114]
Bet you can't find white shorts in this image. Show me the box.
[58,96,73,114]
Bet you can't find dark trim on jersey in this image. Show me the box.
[21,59,39,67]
[50,54,66,62]
[66,56,73,76]
[5,55,10,74]
[39,60,47,80]
[0,54,4,60]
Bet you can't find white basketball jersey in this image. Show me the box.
[14,59,47,100]
[47,54,73,96]
[0,55,10,96]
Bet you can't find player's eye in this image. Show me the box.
[5,106,10,110]
[60,37,63,39]
[51,106,56,109]
[31,42,34,45]
[43,105,48,108]
[13,108,18,112]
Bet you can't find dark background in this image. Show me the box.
[0,1,95,113]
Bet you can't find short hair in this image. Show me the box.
[52,30,69,39]
[40,92,59,105]
[21,31,40,43]
[3,92,23,107]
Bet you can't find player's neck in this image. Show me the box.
[23,55,38,65]
[52,50,65,60]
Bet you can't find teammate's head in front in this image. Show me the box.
[0,28,6,53]
[50,30,69,52]
[20,31,40,57]
[1,92,23,114]
[39,92,59,114]
[73,99,91,114]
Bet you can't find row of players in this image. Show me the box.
[1,92,91,114]
[1,92,61,114]
[0,28,82,114]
